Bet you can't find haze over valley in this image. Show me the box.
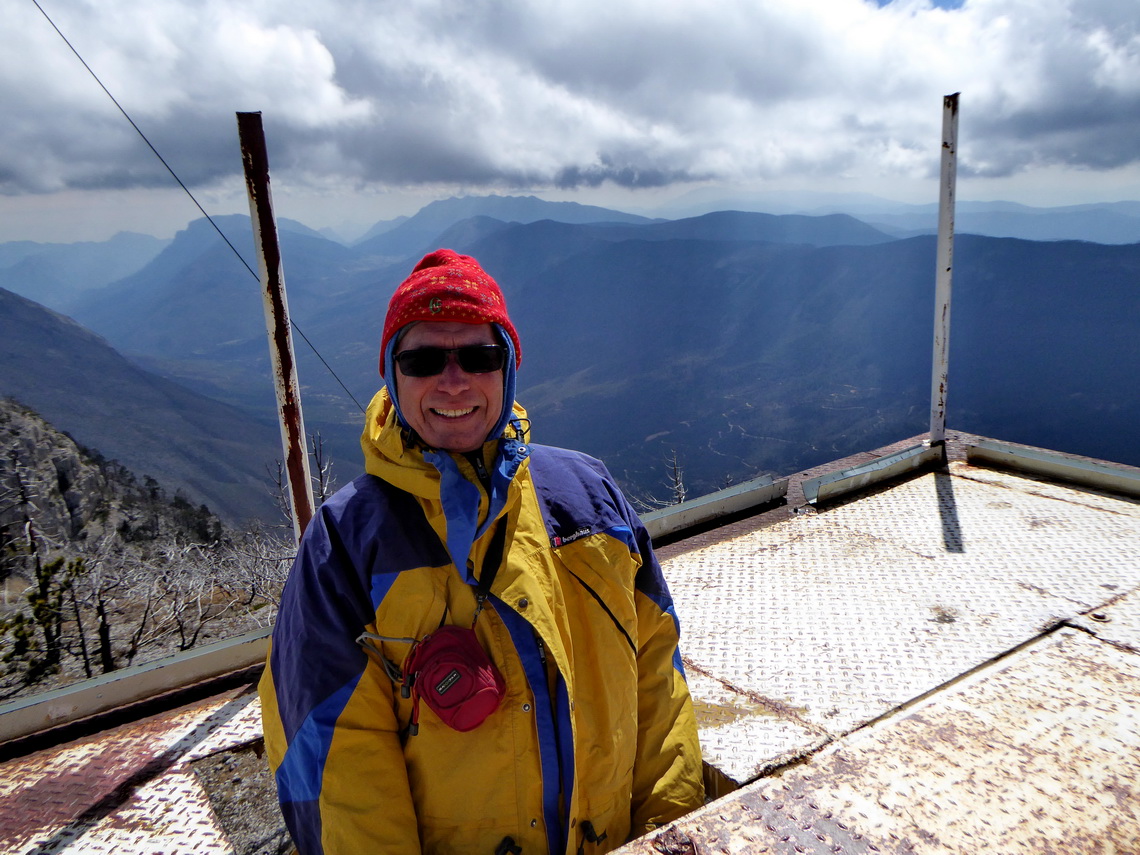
[2,195,1137,525]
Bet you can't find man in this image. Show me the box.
[260,249,705,855]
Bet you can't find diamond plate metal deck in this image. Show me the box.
[1,448,1138,855]
[667,460,1140,787]
[0,688,262,855]
[1070,585,1140,653]
[624,627,1140,854]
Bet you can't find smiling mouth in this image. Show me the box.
[432,407,476,418]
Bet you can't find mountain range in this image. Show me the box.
[1,194,1137,524]
[652,191,1140,245]
[0,232,169,314]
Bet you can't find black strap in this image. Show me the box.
[576,821,607,855]
[472,517,509,624]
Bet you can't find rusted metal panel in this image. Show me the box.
[929,93,958,445]
[236,111,313,542]
[623,629,1140,854]
[0,689,260,853]
[29,769,237,855]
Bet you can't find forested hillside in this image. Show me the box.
[0,398,292,700]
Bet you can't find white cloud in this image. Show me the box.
[1,0,1137,232]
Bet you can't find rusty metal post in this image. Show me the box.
[930,93,959,445]
[236,112,314,542]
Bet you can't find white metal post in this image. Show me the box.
[930,93,959,445]
[236,112,314,542]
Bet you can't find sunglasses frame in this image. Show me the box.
[394,344,507,378]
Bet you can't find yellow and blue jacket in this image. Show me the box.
[259,390,705,854]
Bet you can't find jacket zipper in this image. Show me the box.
[467,450,492,492]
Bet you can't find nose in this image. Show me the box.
[435,355,471,393]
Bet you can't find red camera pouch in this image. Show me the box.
[403,624,506,733]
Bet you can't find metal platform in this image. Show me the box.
[623,455,1140,853]
[628,623,1140,854]
[668,460,1140,790]
[0,441,1138,854]
[0,686,266,854]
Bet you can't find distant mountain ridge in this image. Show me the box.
[582,210,893,246]
[863,201,1140,243]
[657,191,1140,244]
[353,194,660,259]
[0,232,168,313]
[0,286,281,523]
[69,215,360,361]
[1,194,1137,523]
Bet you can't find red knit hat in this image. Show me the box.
[379,249,521,376]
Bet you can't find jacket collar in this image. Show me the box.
[361,388,532,574]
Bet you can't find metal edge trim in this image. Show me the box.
[0,626,271,744]
[642,475,790,540]
[966,441,1140,499]
[803,442,945,505]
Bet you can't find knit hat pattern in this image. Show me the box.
[379,249,521,376]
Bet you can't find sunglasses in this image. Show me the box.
[394,344,507,377]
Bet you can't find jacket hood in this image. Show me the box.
[361,388,530,489]
[381,323,518,444]
[361,388,531,572]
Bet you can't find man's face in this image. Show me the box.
[394,321,505,453]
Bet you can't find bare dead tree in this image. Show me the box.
[2,433,301,698]
[88,544,145,671]
[140,542,235,651]
[310,430,338,506]
[265,458,292,531]
[666,449,687,506]
[628,449,689,513]
[214,523,294,621]
[268,432,338,529]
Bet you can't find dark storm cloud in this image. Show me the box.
[554,161,703,191]
[2,0,1138,198]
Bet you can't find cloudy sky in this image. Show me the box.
[2,0,1138,242]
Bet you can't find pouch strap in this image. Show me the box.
[472,516,509,625]
[403,513,510,737]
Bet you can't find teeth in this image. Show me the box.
[433,407,475,418]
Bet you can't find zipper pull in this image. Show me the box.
[467,451,492,491]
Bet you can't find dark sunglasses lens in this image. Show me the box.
[395,349,448,377]
[457,346,506,373]
[396,345,506,377]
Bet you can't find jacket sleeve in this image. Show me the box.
[258,501,421,855]
[625,500,706,834]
